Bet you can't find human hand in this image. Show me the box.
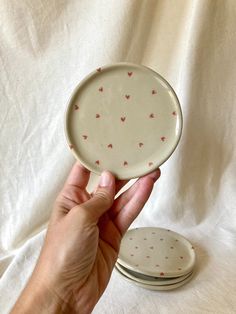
[11,163,160,314]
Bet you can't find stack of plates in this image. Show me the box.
[115,227,196,291]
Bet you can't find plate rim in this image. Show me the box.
[64,62,183,179]
[115,262,193,286]
[115,265,194,291]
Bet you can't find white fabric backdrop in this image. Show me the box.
[1,0,236,313]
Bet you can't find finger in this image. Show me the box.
[78,171,116,222]
[90,178,128,198]
[109,169,160,219]
[65,162,90,189]
[113,175,159,236]
[115,179,129,195]
[53,162,91,219]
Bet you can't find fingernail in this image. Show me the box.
[149,169,161,182]
[99,171,112,187]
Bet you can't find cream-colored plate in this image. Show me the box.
[115,262,193,286]
[117,227,196,278]
[115,266,194,291]
[65,62,182,180]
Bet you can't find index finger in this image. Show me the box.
[65,161,91,189]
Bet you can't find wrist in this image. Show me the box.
[10,275,72,314]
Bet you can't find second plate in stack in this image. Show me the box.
[115,227,196,290]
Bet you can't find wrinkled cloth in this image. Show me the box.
[0,0,236,313]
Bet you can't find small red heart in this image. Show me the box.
[160,272,165,276]
[128,72,133,77]
[74,104,79,110]
[98,87,103,92]
[121,117,126,122]
[149,113,154,118]
[82,135,88,140]
[125,95,130,99]
[152,89,157,95]
[107,144,113,148]
[69,144,73,149]
[95,160,100,165]
[123,161,128,166]
[161,136,166,142]
[139,142,144,148]
[96,114,100,118]
[97,67,102,72]
[172,111,177,116]
[148,162,153,166]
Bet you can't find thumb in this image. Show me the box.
[80,171,116,221]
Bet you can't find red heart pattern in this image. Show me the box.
[72,69,178,173]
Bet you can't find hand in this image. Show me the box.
[11,163,160,314]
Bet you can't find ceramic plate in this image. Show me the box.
[117,227,196,277]
[65,62,182,179]
[115,262,192,286]
[115,266,194,291]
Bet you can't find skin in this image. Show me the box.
[11,162,161,314]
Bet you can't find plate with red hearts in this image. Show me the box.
[65,62,182,179]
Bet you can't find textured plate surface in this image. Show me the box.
[115,266,194,291]
[117,227,196,277]
[65,62,182,179]
[115,262,193,286]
